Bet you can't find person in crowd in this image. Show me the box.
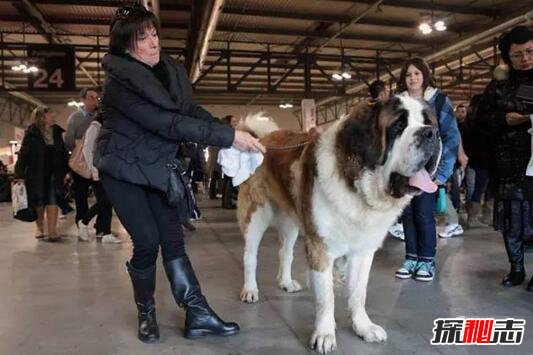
[95,4,265,343]
[462,96,493,228]
[207,144,223,199]
[477,26,533,291]
[78,113,121,243]
[14,106,68,241]
[0,160,7,175]
[394,57,460,281]
[369,80,405,240]
[221,115,240,209]
[65,87,102,236]
[439,104,469,238]
[179,142,205,231]
[368,79,390,103]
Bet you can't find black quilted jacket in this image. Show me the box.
[477,67,533,200]
[14,124,68,206]
[95,53,234,195]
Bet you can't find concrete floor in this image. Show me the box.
[0,197,532,355]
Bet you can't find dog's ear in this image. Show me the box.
[337,101,383,171]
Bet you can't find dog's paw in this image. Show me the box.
[310,332,337,354]
[353,322,387,343]
[240,287,259,303]
[278,279,302,293]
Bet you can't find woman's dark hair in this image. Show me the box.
[222,115,234,125]
[369,80,386,99]
[467,94,484,122]
[498,25,533,65]
[397,57,435,93]
[109,3,161,55]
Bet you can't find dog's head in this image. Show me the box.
[336,95,441,198]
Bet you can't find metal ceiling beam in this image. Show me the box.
[315,0,383,53]
[329,0,497,17]
[216,24,427,45]
[12,0,98,86]
[222,6,417,29]
[315,10,533,109]
[1,81,44,106]
[186,0,224,83]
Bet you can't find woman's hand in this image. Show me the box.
[91,169,100,182]
[458,151,469,168]
[232,130,266,153]
[505,112,529,126]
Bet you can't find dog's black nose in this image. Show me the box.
[418,127,438,142]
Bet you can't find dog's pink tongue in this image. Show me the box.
[409,169,438,193]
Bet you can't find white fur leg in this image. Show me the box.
[347,251,387,343]
[276,217,302,293]
[241,205,272,303]
[310,261,337,354]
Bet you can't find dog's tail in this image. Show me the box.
[238,112,279,139]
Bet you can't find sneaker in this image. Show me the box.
[414,260,435,282]
[101,234,122,244]
[438,223,464,238]
[78,221,90,242]
[388,223,405,240]
[395,258,418,279]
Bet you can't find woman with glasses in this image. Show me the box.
[14,106,68,241]
[95,4,265,343]
[478,25,533,291]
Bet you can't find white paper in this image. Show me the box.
[11,182,28,215]
[527,115,533,176]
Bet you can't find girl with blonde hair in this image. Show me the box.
[14,106,68,241]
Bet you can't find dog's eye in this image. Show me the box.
[422,111,432,125]
[388,111,408,138]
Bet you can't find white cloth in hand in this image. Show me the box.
[217,147,264,186]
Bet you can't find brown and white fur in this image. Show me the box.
[237,96,441,354]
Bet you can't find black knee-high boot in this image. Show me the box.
[502,233,525,287]
[126,262,160,343]
[163,256,240,339]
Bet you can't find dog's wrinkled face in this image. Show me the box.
[336,95,441,198]
[382,96,441,197]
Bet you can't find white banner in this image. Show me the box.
[301,99,316,132]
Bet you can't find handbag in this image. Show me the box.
[166,159,195,221]
[68,138,92,179]
[11,181,37,222]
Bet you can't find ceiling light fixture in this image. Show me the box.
[11,62,39,74]
[67,100,84,108]
[418,22,433,35]
[434,20,447,32]
[278,102,293,109]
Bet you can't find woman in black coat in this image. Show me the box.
[14,106,68,241]
[95,4,265,343]
[478,26,533,291]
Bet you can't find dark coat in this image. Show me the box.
[95,53,234,197]
[477,67,533,200]
[460,117,491,170]
[14,124,68,206]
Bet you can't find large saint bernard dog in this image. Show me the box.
[237,96,441,354]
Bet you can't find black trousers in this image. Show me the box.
[101,174,186,270]
[81,181,112,235]
[72,172,91,224]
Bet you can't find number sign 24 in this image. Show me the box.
[33,68,65,89]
